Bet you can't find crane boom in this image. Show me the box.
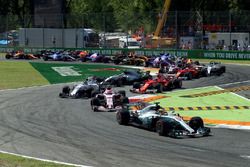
[154,0,172,38]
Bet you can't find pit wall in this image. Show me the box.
[1,47,250,60]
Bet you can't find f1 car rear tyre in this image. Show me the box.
[118,90,126,97]
[201,69,208,77]
[103,57,110,63]
[116,111,130,125]
[122,97,129,104]
[187,72,193,80]
[133,82,141,89]
[90,97,101,111]
[81,58,86,62]
[43,56,48,61]
[135,60,140,66]
[221,66,226,73]
[62,86,70,94]
[156,120,172,136]
[189,117,204,132]
[174,79,182,89]
[90,90,99,98]
[114,60,120,65]
[5,54,11,59]
[156,84,163,93]
[75,92,82,98]
[59,92,66,98]
[194,61,200,65]
[116,79,123,87]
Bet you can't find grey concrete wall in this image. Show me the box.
[18,28,96,48]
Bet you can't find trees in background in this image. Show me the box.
[0,0,250,32]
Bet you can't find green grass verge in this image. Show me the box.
[0,53,5,59]
[30,62,131,84]
[0,152,78,167]
[154,86,250,121]
[0,61,49,90]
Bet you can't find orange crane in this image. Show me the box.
[148,0,176,48]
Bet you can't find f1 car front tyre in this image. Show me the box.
[116,111,130,125]
[91,97,101,106]
[59,92,67,98]
[189,117,204,132]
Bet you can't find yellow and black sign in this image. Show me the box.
[181,85,250,98]
[165,105,250,111]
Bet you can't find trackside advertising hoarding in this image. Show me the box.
[0,47,250,60]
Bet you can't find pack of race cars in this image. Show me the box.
[6,50,216,138]
[58,68,212,138]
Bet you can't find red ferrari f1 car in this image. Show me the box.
[130,73,182,94]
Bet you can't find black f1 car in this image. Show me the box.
[100,69,152,87]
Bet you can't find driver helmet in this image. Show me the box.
[104,86,113,94]
[158,108,166,114]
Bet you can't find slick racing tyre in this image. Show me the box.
[185,72,193,80]
[133,82,141,89]
[156,120,172,136]
[174,79,182,89]
[118,90,126,97]
[90,97,101,111]
[122,97,129,104]
[156,84,163,93]
[189,117,204,132]
[62,86,70,94]
[116,111,130,125]
[5,54,11,59]
[116,79,123,87]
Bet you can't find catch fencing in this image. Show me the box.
[0,11,250,50]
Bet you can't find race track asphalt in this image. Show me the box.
[0,63,250,167]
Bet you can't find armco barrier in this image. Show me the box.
[0,47,250,60]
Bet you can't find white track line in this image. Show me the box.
[240,155,250,159]
[214,85,250,102]
[230,92,250,102]
[0,150,92,167]
[218,80,250,87]
[0,81,80,92]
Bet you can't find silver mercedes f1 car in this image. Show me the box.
[116,102,211,138]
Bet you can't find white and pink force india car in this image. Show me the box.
[90,88,129,112]
[116,102,211,138]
